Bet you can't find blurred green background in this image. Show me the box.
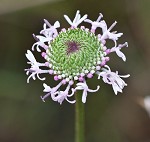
[0,0,150,142]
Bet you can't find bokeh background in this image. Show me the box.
[0,0,150,142]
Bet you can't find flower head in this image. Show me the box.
[25,10,130,104]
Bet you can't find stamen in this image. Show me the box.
[32,34,39,41]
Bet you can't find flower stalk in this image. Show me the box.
[75,92,85,142]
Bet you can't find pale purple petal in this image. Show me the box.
[43,83,51,92]
[26,50,36,63]
[88,85,100,92]
[82,90,87,103]
[64,15,73,25]
[73,10,80,23]
[116,49,126,61]
[98,66,129,95]
[64,10,87,28]
[54,21,60,28]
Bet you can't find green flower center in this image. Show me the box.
[46,28,104,79]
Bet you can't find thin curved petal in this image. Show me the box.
[116,49,126,61]
[88,85,100,92]
[66,98,76,104]
[82,90,87,103]
[84,19,92,23]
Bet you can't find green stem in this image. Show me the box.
[75,92,85,142]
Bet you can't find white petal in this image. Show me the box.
[67,88,75,97]
[82,90,87,103]
[116,49,126,61]
[64,15,73,26]
[32,43,40,51]
[76,82,85,86]
[43,83,51,92]
[76,14,88,26]
[108,21,117,31]
[26,50,36,63]
[66,98,76,104]
[54,21,60,28]
[84,19,92,23]
[112,83,122,95]
[75,86,84,90]
[119,74,130,78]
[101,20,107,33]
[27,74,32,83]
[44,19,51,27]
[40,23,47,34]
[37,74,46,81]
[88,85,100,92]
[104,65,111,71]
[96,13,103,22]
[73,10,80,23]
[108,33,122,41]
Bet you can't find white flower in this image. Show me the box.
[25,50,49,83]
[41,81,63,102]
[64,10,87,28]
[84,13,105,33]
[52,84,76,104]
[100,21,123,47]
[75,81,100,103]
[98,65,130,95]
[25,11,130,104]
[32,20,60,52]
[32,34,50,52]
[40,19,60,38]
[110,42,128,61]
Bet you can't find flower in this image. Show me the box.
[109,42,128,61]
[40,19,60,38]
[75,81,100,103]
[25,50,49,83]
[41,81,76,104]
[97,65,130,95]
[84,13,104,33]
[64,10,87,28]
[32,34,50,52]
[100,21,123,47]
[25,10,130,104]
[52,84,76,104]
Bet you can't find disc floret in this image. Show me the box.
[25,10,130,104]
